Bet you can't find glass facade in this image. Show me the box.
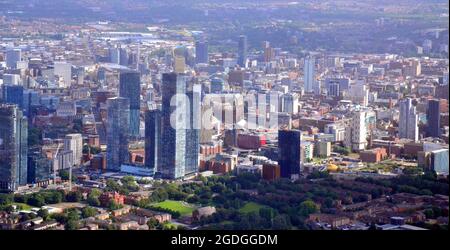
[119,71,141,138]
[0,104,28,191]
[426,99,441,138]
[106,97,130,171]
[278,130,301,179]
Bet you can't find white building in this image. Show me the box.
[54,61,72,88]
[64,134,83,166]
[348,84,369,106]
[345,111,367,151]
[2,74,20,85]
[399,98,419,141]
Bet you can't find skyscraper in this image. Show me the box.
[145,109,161,175]
[278,130,301,179]
[106,97,130,171]
[0,104,28,191]
[304,56,315,93]
[158,73,200,179]
[237,35,248,68]
[426,99,441,138]
[119,71,141,138]
[195,41,209,64]
[399,98,419,141]
[1,85,24,109]
[6,48,21,69]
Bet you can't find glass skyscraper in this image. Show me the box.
[106,97,130,171]
[158,73,200,179]
[1,85,24,110]
[119,71,141,138]
[145,109,161,175]
[278,130,301,179]
[0,103,28,191]
[237,35,248,68]
[426,99,441,138]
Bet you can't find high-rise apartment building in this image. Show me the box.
[158,73,200,179]
[106,97,130,171]
[119,71,141,138]
[64,134,83,166]
[0,104,28,191]
[399,98,419,141]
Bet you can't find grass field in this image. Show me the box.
[239,202,267,214]
[12,202,34,210]
[151,200,196,216]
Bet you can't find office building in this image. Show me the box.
[426,99,441,138]
[106,97,130,171]
[327,82,340,97]
[119,71,141,138]
[399,98,419,141]
[109,47,120,64]
[54,61,72,88]
[237,35,248,68]
[278,130,302,179]
[282,93,299,115]
[6,48,21,69]
[304,56,315,93]
[195,41,209,64]
[0,104,28,191]
[1,85,24,109]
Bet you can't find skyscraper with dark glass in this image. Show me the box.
[278,130,301,179]
[145,109,161,175]
[119,71,141,138]
[426,99,441,138]
[1,85,24,109]
[195,41,209,64]
[158,73,200,179]
[106,97,130,171]
[237,35,248,68]
[0,103,28,191]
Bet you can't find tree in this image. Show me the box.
[272,215,291,230]
[81,206,97,218]
[65,219,79,230]
[66,191,82,202]
[147,218,160,230]
[0,193,13,206]
[28,194,45,207]
[298,200,318,217]
[37,209,50,221]
[108,200,123,210]
[87,197,101,207]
